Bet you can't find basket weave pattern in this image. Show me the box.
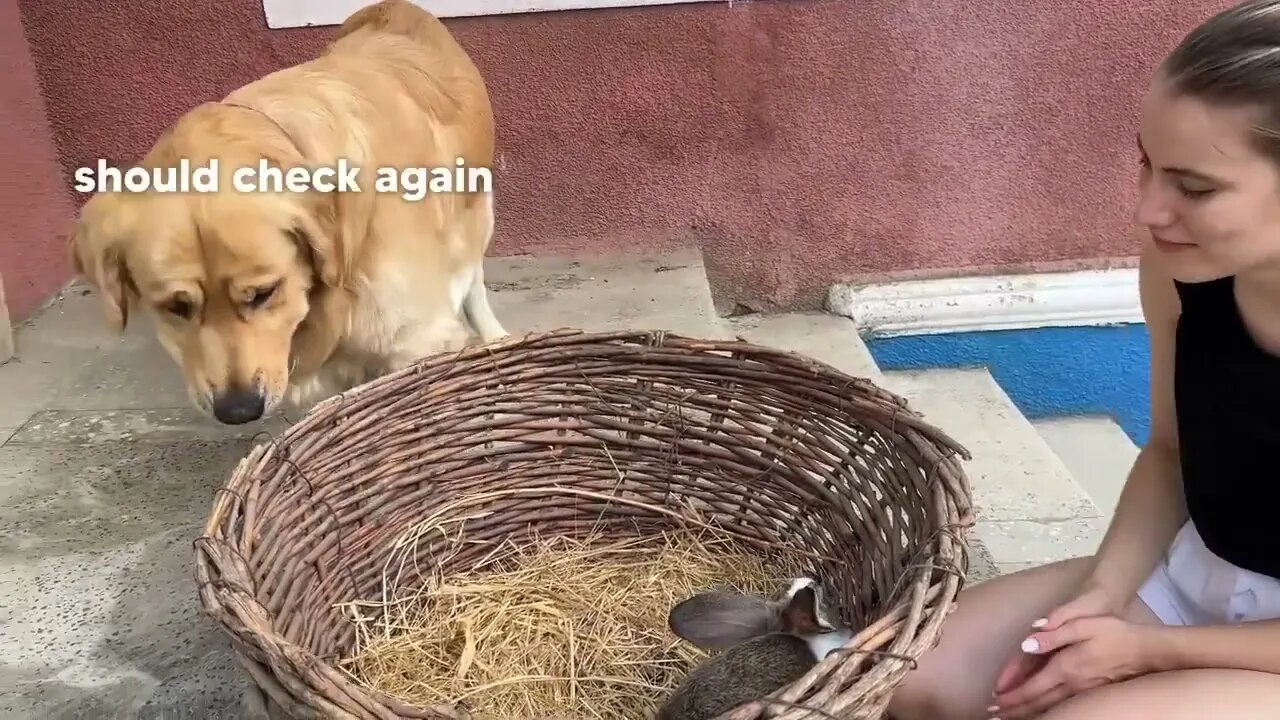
[196,329,973,719]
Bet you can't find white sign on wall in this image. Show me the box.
[262,0,731,29]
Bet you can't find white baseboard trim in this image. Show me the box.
[263,0,726,29]
[826,268,1142,338]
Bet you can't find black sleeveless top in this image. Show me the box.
[1173,275,1280,580]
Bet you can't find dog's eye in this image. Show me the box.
[248,283,279,309]
[166,298,194,319]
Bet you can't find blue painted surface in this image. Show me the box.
[866,324,1152,447]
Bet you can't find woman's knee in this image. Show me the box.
[888,668,968,720]
[886,621,1007,720]
[886,558,1097,720]
[1040,670,1280,720]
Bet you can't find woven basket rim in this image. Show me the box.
[272,328,970,454]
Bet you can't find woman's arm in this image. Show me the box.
[1084,242,1190,605]
[1143,620,1280,674]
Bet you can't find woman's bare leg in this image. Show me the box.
[1042,668,1280,719]
[888,557,1161,720]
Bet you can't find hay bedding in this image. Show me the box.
[337,527,798,720]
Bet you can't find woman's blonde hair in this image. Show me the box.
[1163,0,1280,158]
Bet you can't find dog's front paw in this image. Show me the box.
[386,321,471,372]
[286,375,328,410]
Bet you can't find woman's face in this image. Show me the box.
[1135,76,1280,283]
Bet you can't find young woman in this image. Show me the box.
[887,2,1280,718]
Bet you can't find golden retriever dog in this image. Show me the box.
[70,0,508,425]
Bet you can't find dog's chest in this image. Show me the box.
[342,263,467,353]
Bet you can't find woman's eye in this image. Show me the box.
[1179,183,1214,199]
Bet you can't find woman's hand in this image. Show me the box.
[991,580,1124,699]
[989,614,1157,719]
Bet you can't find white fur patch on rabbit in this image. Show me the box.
[806,627,854,660]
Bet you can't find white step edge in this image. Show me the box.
[826,267,1142,338]
[1032,415,1140,521]
[724,312,883,383]
[881,368,1106,572]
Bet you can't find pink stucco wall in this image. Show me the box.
[13,1,1233,316]
[1,0,75,322]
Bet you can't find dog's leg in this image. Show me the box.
[385,316,470,373]
[285,374,330,412]
[460,192,508,343]
[286,363,355,411]
[463,263,508,342]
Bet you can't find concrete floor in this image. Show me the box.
[1,285,273,719]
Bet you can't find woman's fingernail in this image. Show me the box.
[1021,637,1040,653]
[1032,617,1048,628]
[986,705,1000,713]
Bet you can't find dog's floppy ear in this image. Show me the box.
[69,211,132,332]
[289,178,373,290]
[290,201,347,289]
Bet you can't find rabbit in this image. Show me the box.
[656,576,854,720]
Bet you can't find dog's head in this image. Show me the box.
[70,103,356,425]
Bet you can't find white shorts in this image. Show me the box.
[1137,520,1280,625]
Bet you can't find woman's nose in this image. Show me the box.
[1133,183,1176,229]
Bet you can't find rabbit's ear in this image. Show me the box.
[779,578,842,633]
[780,584,823,634]
[668,590,779,651]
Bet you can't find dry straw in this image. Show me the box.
[196,329,974,720]
[337,525,800,719]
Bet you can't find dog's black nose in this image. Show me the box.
[212,390,266,425]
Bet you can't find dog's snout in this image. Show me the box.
[212,389,266,425]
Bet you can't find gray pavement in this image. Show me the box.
[1,285,267,719]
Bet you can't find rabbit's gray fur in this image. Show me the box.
[657,577,850,720]
[657,632,816,720]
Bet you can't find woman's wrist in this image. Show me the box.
[1134,620,1280,676]
[1080,568,1135,615]
[1132,623,1181,674]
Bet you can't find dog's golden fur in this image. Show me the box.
[70,0,507,424]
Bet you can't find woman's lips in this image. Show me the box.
[1152,234,1193,251]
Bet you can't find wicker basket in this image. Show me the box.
[196,328,973,720]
